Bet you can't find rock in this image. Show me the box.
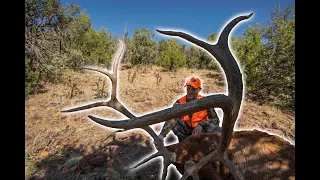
[88,154,106,166]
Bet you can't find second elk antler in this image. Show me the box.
[61,39,174,180]
[62,13,253,180]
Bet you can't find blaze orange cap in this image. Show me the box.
[185,77,201,89]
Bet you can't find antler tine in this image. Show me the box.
[61,102,108,113]
[129,152,162,169]
[180,150,243,180]
[155,29,212,55]
[180,152,215,180]
[84,39,125,101]
[128,126,173,180]
[61,39,125,113]
[218,13,253,47]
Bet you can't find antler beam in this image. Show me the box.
[87,95,232,129]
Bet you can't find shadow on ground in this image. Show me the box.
[26,132,181,180]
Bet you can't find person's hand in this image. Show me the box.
[154,134,164,149]
[192,125,203,137]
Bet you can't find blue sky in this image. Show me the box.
[60,0,294,43]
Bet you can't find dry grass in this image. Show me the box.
[236,98,295,143]
[25,64,295,179]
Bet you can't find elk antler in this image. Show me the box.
[61,39,174,180]
[76,13,253,180]
[62,12,252,180]
[156,13,253,180]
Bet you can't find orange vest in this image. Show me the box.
[178,94,209,128]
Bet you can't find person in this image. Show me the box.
[157,76,221,145]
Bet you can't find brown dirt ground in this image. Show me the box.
[25,65,294,180]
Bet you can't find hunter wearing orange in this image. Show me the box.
[158,76,221,143]
[177,94,208,128]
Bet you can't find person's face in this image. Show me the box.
[186,85,201,100]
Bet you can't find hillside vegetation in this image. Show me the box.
[26,0,295,111]
[25,66,294,179]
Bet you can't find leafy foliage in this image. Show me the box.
[184,32,219,71]
[207,33,218,43]
[25,56,42,96]
[80,27,116,68]
[260,5,295,109]
[156,39,186,71]
[128,28,157,65]
[25,0,116,96]
[232,24,264,91]
[25,0,294,111]
[230,4,295,110]
[185,45,200,68]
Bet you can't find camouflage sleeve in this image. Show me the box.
[159,101,180,137]
[198,108,220,130]
[159,119,177,137]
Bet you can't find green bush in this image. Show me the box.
[25,56,43,96]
